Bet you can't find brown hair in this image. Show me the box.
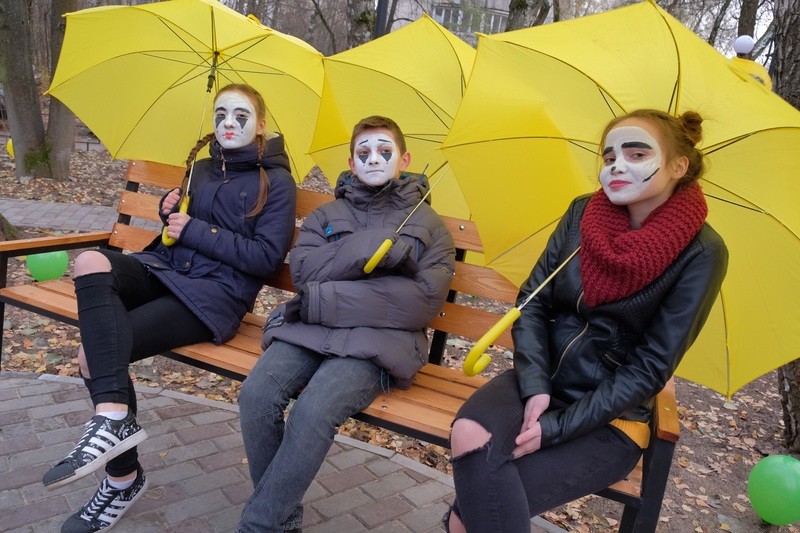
[349,115,407,157]
[600,109,705,188]
[185,84,271,218]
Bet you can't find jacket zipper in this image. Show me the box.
[552,291,587,378]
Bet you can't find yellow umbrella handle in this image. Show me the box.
[463,307,522,376]
[462,247,580,376]
[161,194,191,246]
[363,238,394,274]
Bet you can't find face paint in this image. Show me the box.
[214,92,258,150]
[351,132,400,186]
[599,126,662,205]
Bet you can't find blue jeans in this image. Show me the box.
[450,371,642,532]
[237,340,387,532]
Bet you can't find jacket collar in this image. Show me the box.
[333,170,430,211]
[209,132,291,174]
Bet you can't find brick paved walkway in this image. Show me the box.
[0,373,562,532]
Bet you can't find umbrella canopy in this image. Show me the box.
[309,14,474,219]
[441,0,800,397]
[48,0,323,181]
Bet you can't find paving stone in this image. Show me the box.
[369,521,415,532]
[159,439,219,465]
[183,466,246,496]
[176,420,236,444]
[398,501,450,532]
[367,457,405,477]
[354,495,414,528]
[155,401,210,419]
[162,489,230,524]
[401,481,454,507]
[311,487,375,518]
[306,512,368,532]
[28,398,94,420]
[0,433,40,455]
[196,447,247,472]
[147,461,205,486]
[0,495,71,531]
[317,465,377,493]
[326,447,379,470]
[362,470,418,499]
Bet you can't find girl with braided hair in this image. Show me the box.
[44,83,297,533]
[445,109,728,532]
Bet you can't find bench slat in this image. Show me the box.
[118,190,162,223]
[108,224,159,252]
[125,160,184,189]
[452,262,518,303]
[0,232,112,255]
[429,301,514,347]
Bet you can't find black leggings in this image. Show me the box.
[75,249,213,476]
[449,370,642,532]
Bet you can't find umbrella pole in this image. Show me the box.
[462,246,581,376]
[363,164,435,273]
[162,56,218,246]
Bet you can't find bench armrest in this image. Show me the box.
[653,378,680,443]
[0,231,112,257]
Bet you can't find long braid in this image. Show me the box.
[185,133,216,175]
[247,132,271,218]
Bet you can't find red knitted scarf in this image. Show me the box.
[579,182,708,307]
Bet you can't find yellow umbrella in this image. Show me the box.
[442,0,800,397]
[47,0,323,181]
[309,14,474,219]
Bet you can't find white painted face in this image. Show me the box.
[214,92,258,150]
[599,126,663,205]
[351,132,400,187]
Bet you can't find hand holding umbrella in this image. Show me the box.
[463,247,581,376]
[364,165,433,273]
[161,186,191,245]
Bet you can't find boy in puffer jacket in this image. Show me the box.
[236,115,456,532]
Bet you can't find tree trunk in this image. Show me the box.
[45,0,76,182]
[506,0,550,31]
[772,0,800,452]
[0,212,18,241]
[346,0,373,49]
[0,0,49,181]
[737,0,759,38]
[707,0,733,46]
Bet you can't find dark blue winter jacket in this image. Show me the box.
[135,133,297,343]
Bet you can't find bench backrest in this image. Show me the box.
[115,161,520,357]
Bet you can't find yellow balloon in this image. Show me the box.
[6,138,13,159]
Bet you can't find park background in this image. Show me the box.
[1,0,800,531]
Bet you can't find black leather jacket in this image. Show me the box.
[513,195,728,448]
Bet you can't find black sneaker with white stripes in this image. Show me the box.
[61,466,148,532]
[43,412,147,490]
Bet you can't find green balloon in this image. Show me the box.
[26,251,69,281]
[748,455,800,525]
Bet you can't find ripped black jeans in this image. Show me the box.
[448,370,642,532]
[75,249,213,476]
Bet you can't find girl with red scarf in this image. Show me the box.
[445,109,728,532]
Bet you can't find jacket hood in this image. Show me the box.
[209,131,291,174]
[334,170,431,210]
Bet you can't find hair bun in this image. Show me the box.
[680,111,704,146]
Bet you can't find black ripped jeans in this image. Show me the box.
[74,249,213,476]
[448,370,642,532]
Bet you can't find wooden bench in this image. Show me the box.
[0,159,679,532]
